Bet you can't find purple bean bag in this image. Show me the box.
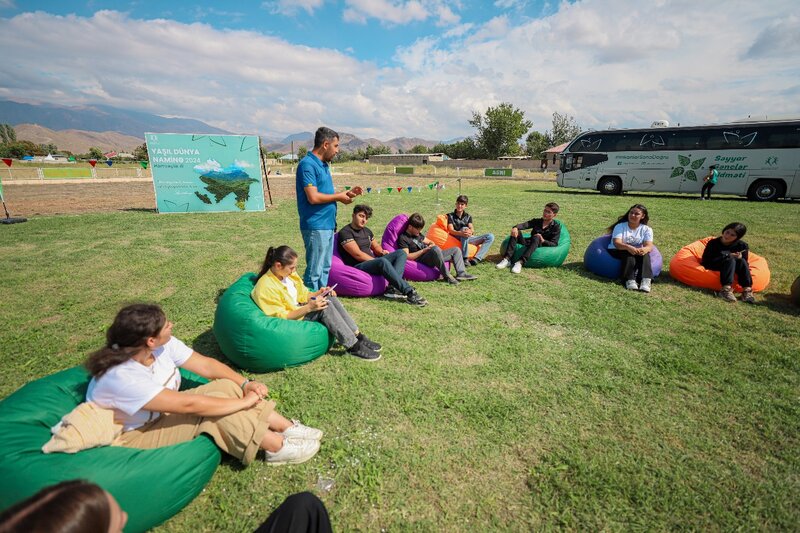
[584,234,663,279]
[328,235,388,297]
[382,214,446,282]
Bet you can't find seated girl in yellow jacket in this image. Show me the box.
[251,245,382,362]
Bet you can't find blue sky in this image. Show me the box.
[1,1,798,141]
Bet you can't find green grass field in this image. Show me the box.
[1,181,798,531]
[42,167,94,178]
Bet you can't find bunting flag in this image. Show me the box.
[344,186,351,190]
[407,186,413,193]
[68,156,76,162]
[140,161,149,169]
[386,187,392,193]
[88,159,97,168]
[105,160,114,167]
[366,187,372,193]
[396,187,402,192]
[1,158,11,167]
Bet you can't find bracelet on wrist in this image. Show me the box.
[240,378,250,390]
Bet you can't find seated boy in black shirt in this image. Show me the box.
[496,202,562,274]
[396,213,477,285]
[338,204,428,307]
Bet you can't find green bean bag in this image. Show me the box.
[0,366,220,533]
[213,273,334,372]
[499,221,571,268]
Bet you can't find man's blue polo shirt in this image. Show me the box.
[296,152,336,231]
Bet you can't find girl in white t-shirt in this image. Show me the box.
[86,304,322,466]
[606,204,655,292]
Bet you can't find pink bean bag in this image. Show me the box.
[382,214,446,282]
[327,234,388,297]
[669,237,770,292]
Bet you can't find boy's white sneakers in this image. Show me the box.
[511,261,523,274]
[496,258,510,269]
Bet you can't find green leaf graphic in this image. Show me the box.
[685,170,697,181]
[678,155,691,166]
[691,157,706,169]
[670,167,684,178]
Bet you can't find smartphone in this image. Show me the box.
[316,283,338,299]
[351,186,363,195]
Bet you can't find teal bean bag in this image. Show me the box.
[0,366,220,533]
[213,273,334,372]
[499,221,571,268]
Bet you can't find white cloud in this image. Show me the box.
[265,0,326,16]
[0,1,798,142]
[343,0,427,25]
[0,0,16,8]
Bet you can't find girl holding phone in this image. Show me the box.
[252,245,382,361]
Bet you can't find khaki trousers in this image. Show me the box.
[118,379,275,466]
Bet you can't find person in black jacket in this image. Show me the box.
[701,222,755,303]
[496,202,561,274]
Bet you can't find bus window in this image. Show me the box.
[638,133,665,150]
[667,131,706,150]
[763,125,800,148]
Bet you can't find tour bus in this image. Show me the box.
[556,119,800,201]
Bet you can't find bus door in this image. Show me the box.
[561,153,606,188]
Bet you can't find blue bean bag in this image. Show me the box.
[584,234,663,279]
[498,221,571,268]
[0,366,220,533]
[213,273,334,372]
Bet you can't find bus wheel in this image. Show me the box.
[598,176,622,195]
[747,180,785,201]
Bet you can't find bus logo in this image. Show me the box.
[723,130,757,147]
[670,155,706,180]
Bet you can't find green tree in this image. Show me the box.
[133,143,149,161]
[88,147,104,160]
[0,124,8,144]
[525,131,549,159]
[297,146,308,159]
[6,124,16,143]
[547,112,582,147]
[409,144,429,154]
[469,102,532,159]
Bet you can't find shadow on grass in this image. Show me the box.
[761,293,800,316]
[121,207,157,213]
[519,188,800,204]
[192,328,227,362]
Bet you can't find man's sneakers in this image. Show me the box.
[265,436,320,466]
[496,258,510,269]
[497,258,522,274]
[625,279,639,290]
[468,258,480,266]
[441,276,460,285]
[511,261,523,274]
[639,278,652,293]
[383,287,407,300]
[741,288,756,304]
[718,285,737,302]
[406,289,428,307]
[455,273,477,281]
[347,338,381,361]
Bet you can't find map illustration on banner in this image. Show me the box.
[146,133,265,213]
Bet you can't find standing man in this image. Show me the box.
[296,127,361,291]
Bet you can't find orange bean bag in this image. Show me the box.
[669,237,770,292]
[425,214,479,258]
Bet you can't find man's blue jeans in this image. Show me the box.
[460,233,495,261]
[354,250,412,294]
[301,229,334,291]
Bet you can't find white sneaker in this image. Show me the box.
[265,436,320,466]
[639,278,652,293]
[283,420,323,441]
[625,280,639,290]
[496,258,510,269]
[511,261,523,274]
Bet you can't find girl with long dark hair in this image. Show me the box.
[606,204,655,292]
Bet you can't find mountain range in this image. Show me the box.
[0,100,452,154]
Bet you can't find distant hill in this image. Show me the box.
[263,133,441,154]
[14,124,144,154]
[0,100,232,138]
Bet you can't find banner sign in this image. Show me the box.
[484,168,513,177]
[395,166,414,175]
[145,133,265,213]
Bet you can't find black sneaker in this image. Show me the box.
[347,340,381,361]
[440,276,459,285]
[468,258,479,266]
[455,273,477,281]
[357,333,382,352]
[406,289,428,307]
[383,287,407,300]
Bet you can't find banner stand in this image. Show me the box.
[260,150,274,206]
[0,174,26,224]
